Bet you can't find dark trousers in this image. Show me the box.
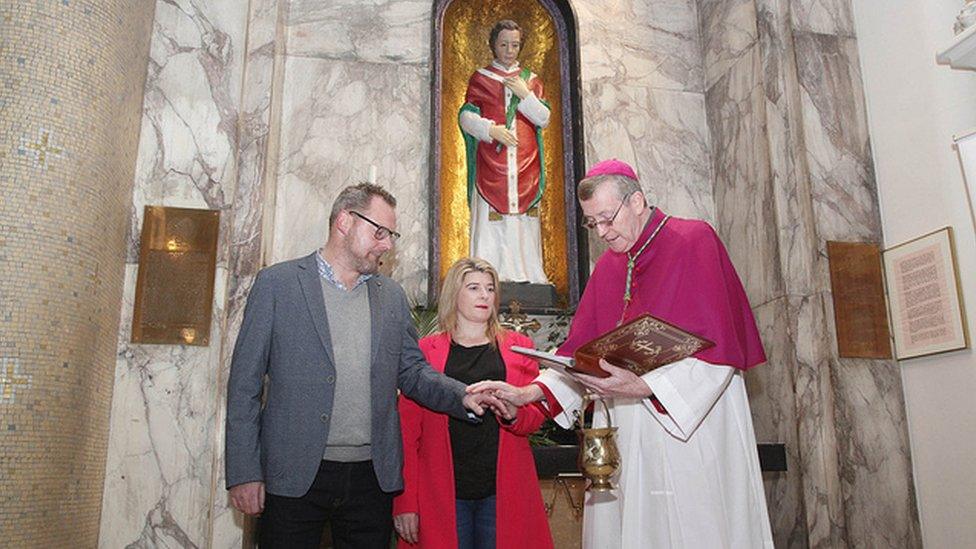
[259,460,392,549]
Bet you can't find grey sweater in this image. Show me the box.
[320,278,372,461]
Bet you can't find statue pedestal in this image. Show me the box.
[500,282,559,312]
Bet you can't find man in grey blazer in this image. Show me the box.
[225,183,506,548]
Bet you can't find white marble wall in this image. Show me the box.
[572,0,713,262]
[752,3,850,544]
[272,61,432,297]
[209,1,283,547]
[577,0,712,223]
[100,0,248,546]
[700,2,809,545]
[701,0,921,546]
[792,21,920,546]
[268,0,434,300]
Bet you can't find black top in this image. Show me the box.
[444,339,506,500]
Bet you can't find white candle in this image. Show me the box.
[367,165,377,184]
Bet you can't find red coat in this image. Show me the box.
[393,331,554,549]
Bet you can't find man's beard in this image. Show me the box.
[354,252,382,275]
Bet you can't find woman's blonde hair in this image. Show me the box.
[437,257,505,346]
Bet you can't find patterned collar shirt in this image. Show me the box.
[315,250,374,291]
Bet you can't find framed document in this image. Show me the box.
[883,227,969,359]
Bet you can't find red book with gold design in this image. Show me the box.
[512,313,715,378]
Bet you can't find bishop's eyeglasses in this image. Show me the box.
[350,210,401,242]
[581,192,635,230]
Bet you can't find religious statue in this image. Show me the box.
[459,19,551,284]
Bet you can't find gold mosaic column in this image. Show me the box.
[0,2,154,545]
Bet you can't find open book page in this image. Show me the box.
[510,346,577,374]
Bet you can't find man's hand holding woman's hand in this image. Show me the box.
[467,360,654,404]
[466,381,544,407]
[462,391,515,421]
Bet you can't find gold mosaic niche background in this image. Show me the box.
[439,0,569,299]
[0,1,155,545]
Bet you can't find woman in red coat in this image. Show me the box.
[392,257,553,549]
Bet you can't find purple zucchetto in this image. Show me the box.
[583,158,638,181]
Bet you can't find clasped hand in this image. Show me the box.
[467,359,653,405]
[462,390,516,422]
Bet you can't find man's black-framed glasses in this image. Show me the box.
[582,192,634,230]
[350,210,401,242]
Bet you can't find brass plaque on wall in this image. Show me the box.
[131,206,220,346]
[826,241,893,358]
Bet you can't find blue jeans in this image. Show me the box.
[455,495,496,549]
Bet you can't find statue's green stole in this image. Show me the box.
[458,67,548,211]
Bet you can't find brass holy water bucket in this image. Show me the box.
[577,394,621,492]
